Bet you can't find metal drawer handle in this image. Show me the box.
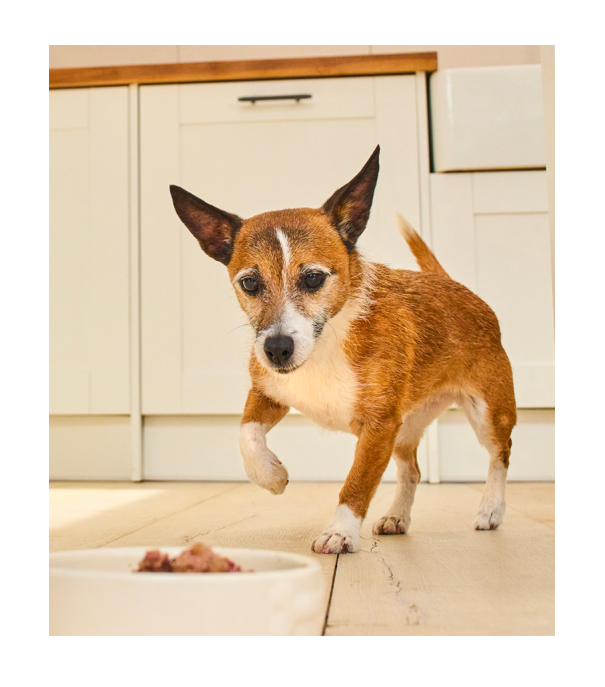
[238,94,312,104]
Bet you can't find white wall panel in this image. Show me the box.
[50,87,131,414]
[88,88,131,413]
[372,75,422,271]
[49,89,89,128]
[139,85,182,413]
[430,171,554,408]
[427,173,476,289]
[143,415,429,483]
[50,127,91,411]
[143,408,551,484]
[472,170,548,213]
[50,416,131,480]
[438,409,554,481]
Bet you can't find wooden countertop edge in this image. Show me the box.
[49,52,438,89]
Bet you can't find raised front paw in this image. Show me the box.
[372,514,410,535]
[244,452,289,495]
[312,532,357,554]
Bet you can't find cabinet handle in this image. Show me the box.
[238,94,312,104]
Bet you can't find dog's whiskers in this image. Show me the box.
[222,323,253,340]
[326,320,338,340]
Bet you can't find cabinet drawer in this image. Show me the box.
[179,77,375,125]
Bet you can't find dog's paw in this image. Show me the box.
[473,502,505,530]
[372,514,410,535]
[244,451,289,495]
[262,461,289,495]
[312,532,357,555]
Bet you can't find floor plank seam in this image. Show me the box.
[322,555,339,636]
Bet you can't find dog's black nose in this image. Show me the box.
[264,335,294,367]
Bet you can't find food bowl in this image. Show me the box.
[49,547,324,636]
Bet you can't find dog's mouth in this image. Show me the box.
[274,363,303,375]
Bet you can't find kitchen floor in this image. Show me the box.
[49,480,554,636]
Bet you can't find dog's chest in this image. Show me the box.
[260,337,358,433]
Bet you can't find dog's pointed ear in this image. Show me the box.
[321,145,380,250]
[170,185,243,265]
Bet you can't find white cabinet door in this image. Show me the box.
[430,171,554,408]
[140,76,423,415]
[50,88,131,414]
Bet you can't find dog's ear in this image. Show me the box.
[170,185,243,265]
[321,145,380,250]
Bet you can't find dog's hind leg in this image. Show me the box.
[461,391,516,530]
[372,395,453,535]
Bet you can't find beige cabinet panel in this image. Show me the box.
[439,409,554,481]
[50,87,131,414]
[49,416,131,480]
[143,415,429,483]
[140,76,423,415]
[430,171,554,408]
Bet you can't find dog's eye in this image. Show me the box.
[240,276,259,294]
[304,272,327,291]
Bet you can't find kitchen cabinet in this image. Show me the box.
[49,64,553,482]
[430,170,554,480]
[430,170,554,408]
[139,76,427,415]
[50,87,131,415]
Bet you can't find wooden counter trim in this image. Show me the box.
[49,52,438,89]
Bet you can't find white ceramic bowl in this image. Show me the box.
[50,546,324,636]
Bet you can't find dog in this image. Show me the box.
[169,145,517,554]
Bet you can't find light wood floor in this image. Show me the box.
[49,481,554,636]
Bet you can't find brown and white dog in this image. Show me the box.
[170,146,517,554]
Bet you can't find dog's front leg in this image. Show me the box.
[312,417,399,554]
[240,387,290,495]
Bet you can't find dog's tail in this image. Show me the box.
[397,213,449,278]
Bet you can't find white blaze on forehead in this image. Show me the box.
[276,228,291,268]
[276,228,292,299]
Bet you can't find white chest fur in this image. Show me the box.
[259,298,364,433]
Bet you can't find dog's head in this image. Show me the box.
[170,146,379,374]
